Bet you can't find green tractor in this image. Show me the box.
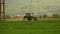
[24,13,38,21]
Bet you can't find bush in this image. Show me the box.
[43,14,47,18]
[5,15,11,19]
[52,14,60,18]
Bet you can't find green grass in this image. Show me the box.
[0,20,60,34]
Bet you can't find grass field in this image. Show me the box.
[0,20,60,34]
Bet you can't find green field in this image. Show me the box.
[0,20,60,34]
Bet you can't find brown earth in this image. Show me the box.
[6,18,60,21]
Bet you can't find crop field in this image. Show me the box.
[0,20,60,34]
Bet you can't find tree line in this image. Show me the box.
[5,13,60,20]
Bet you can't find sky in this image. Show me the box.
[5,0,60,16]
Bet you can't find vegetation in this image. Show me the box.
[43,14,47,18]
[52,14,60,18]
[0,20,60,34]
[5,15,11,19]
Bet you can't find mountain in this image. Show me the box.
[5,0,60,16]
